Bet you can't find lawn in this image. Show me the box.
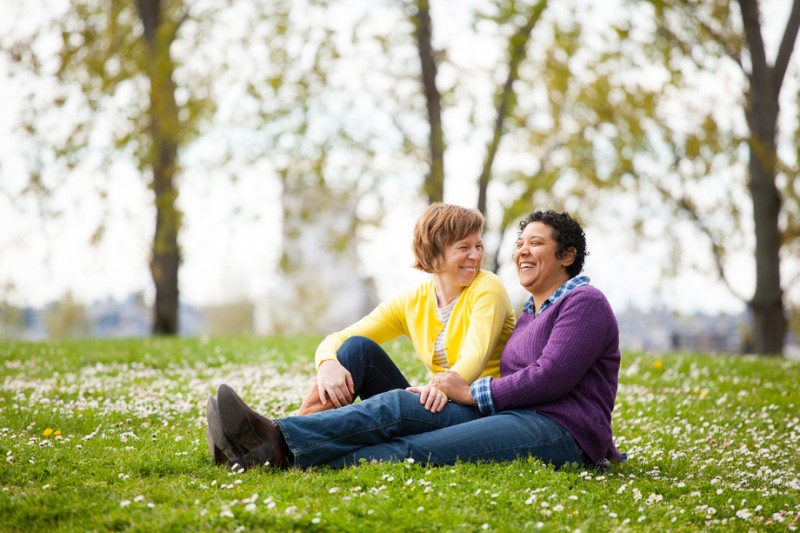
[0,337,798,531]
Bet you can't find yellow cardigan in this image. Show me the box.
[315,270,516,383]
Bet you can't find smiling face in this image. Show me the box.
[514,221,575,301]
[438,231,484,289]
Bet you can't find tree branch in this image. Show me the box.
[134,0,160,46]
[772,0,800,93]
[167,7,191,46]
[649,169,749,303]
[410,0,444,203]
[675,0,743,69]
[786,269,800,292]
[736,0,770,80]
[477,0,548,215]
[490,139,565,272]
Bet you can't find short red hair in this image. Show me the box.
[412,203,485,273]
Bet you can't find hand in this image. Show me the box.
[405,383,449,413]
[433,370,477,406]
[316,359,355,408]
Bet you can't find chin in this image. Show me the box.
[460,274,477,286]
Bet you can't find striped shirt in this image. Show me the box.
[432,295,460,368]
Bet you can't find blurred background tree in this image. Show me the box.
[0,283,27,339]
[3,0,216,335]
[583,0,799,355]
[204,300,254,336]
[1,0,798,355]
[44,291,90,339]
[395,0,800,355]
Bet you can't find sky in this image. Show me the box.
[0,0,798,326]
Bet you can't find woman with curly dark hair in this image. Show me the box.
[207,210,624,470]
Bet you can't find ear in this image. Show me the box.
[560,247,576,268]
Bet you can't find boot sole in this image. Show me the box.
[206,396,245,465]
[217,384,270,452]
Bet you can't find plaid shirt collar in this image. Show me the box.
[522,275,590,317]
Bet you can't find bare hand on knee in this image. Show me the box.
[317,360,354,407]
[406,384,448,413]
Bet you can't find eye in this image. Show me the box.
[515,241,522,249]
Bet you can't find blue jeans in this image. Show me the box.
[276,389,585,468]
[337,336,411,399]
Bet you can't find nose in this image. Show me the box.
[469,246,483,261]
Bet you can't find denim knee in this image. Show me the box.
[338,336,381,364]
[378,388,412,404]
[370,389,420,414]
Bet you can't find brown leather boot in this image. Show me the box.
[297,378,340,416]
[206,396,247,466]
[217,384,291,469]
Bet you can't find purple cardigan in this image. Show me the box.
[491,285,622,464]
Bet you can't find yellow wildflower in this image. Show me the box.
[43,428,53,437]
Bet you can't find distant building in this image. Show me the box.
[616,306,749,354]
[2,294,798,359]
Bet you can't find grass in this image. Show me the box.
[0,336,798,532]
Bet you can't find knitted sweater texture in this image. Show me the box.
[491,285,622,464]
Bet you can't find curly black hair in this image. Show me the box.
[518,210,588,278]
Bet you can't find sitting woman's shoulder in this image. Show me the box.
[572,284,604,297]
[563,285,614,315]
[473,269,503,285]
[471,270,510,294]
[563,285,615,312]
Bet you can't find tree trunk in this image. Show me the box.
[478,0,547,269]
[136,0,182,335]
[737,0,800,355]
[411,0,444,203]
[746,98,785,355]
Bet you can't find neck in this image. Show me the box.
[433,275,464,308]
[531,276,570,315]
